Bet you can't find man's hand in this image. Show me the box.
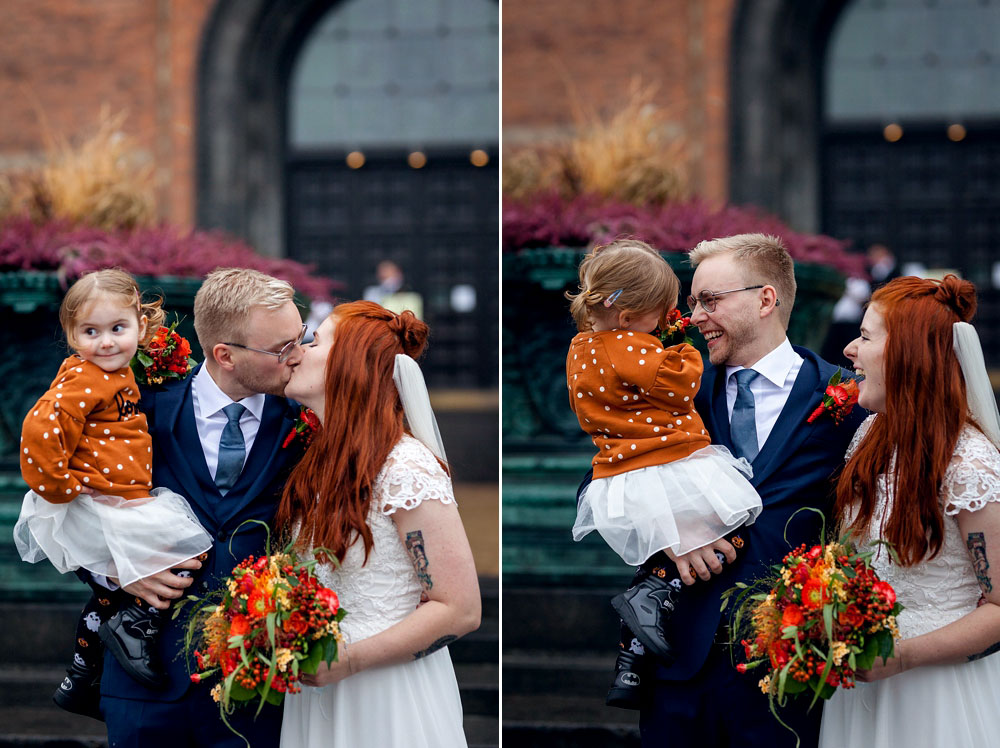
[119,557,202,610]
[666,538,737,585]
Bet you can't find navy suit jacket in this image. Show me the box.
[99,364,303,703]
[652,346,867,681]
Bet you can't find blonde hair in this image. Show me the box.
[688,233,796,327]
[193,267,295,352]
[59,268,165,349]
[566,239,680,332]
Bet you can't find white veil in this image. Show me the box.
[953,321,1000,449]
[392,353,447,463]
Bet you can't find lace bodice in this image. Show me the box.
[313,435,456,642]
[846,415,1000,638]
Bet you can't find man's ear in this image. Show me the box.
[759,285,780,318]
[212,343,237,372]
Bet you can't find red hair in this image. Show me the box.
[274,301,429,564]
[835,275,976,566]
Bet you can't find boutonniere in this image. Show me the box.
[282,405,320,449]
[131,318,197,385]
[807,370,861,425]
[657,309,695,348]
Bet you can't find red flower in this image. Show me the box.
[839,603,864,629]
[781,604,805,628]
[872,581,897,606]
[805,545,823,560]
[826,384,849,405]
[736,663,748,674]
[284,611,309,637]
[317,587,339,615]
[229,614,251,638]
[190,673,203,683]
[801,578,830,610]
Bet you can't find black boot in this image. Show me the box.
[606,628,647,709]
[98,600,167,690]
[610,569,680,663]
[52,659,104,721]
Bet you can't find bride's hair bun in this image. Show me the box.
[934,274,976,322]
[388,310,428,358]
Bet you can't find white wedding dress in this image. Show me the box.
[819,417,1000,747]
[281,435,468,748]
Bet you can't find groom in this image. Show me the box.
[98,268,308,747]
[633,234,866,747]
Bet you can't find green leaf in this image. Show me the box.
[829,369,843,386]
[300,642,324,675]
[229,680,256,702]
[136,351,154,367]
[782,677,807,695]
[822,604,834,642]
[855,636,879,671]
[323,634,339,666]
[877,631,896,661]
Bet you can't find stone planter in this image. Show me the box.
[0,271,204,601]
[502,247,845,586]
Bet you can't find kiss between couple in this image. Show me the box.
[569,235,1000,748]
[14,267,480,747]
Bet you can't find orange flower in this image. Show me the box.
[838,603,864,629]
[801,578,830,610]
[229,614,250,638]
[317,588,339,615]
[781,604,805,629]
[284,611,309,637]
[247,588,276,619]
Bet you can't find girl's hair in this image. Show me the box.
[565,239,680,332]
[835,274,976,566]
[274,301,432,564]
[59,268,165,349]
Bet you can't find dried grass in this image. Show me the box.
[503,79,689,206]
[0,106,156,230]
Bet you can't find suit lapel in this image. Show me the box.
[750,351,827,489]
[700,364,735,453]
[152,374,218,516]
[218,395,298,527]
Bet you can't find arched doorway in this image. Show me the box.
[196,0,498,388]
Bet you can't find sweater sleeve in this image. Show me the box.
[607,337,703,412]
[20,395,87,503]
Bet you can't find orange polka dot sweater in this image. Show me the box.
[20,355,153,504]
[566,330,711,479]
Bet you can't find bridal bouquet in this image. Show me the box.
[180,527,345,735]
[722,528,902,717]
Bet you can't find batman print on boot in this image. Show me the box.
[606,629,648,709]
[52,657,104,721]
[610,570,681,664]
[98,599,168,690]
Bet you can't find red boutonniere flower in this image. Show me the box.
[131,319,197,385]
[657,309,695,348]
[282,405,320,449]
[806,370,860,425]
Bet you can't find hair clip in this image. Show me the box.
[603,289,623,308]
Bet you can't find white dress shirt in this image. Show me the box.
[191,366,266,483]
[725,338,804,453]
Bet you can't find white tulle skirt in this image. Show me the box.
[280,647,467,748]
[819,652,1000,747]
[13,488,212,587]
[573,445,761,565]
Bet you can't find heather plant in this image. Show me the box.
[502,194,868,278]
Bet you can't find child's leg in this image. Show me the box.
[53,590,112,720]
[99,593,169,690]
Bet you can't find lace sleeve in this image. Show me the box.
[376,435,457,515]
[845,414,876,461]
[943,426,1000,515]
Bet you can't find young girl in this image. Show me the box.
[567,240,762,708]
[13,269,212,719]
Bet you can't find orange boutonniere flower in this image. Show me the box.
[807,370,861,425]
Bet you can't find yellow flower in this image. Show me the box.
[210,683,223,703]
[831,641,849,666]
[759,674,772,694]
[275,648,294,672]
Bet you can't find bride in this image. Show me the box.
[819,275,1000,746]
[275,301,481,747]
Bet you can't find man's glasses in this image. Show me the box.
[224,324,307,364]
[686,286,765,314]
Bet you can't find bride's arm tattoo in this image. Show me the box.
[405,530,433,592]
[414,635,457,660]
[967,532,993,594]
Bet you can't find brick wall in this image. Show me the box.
[502,0,735,203]
[0,0,214,228]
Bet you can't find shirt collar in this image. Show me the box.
[725,337,797,388]
[193,366,266,421]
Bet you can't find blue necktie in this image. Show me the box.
[730,369,760,462]
[215,403,246,493]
